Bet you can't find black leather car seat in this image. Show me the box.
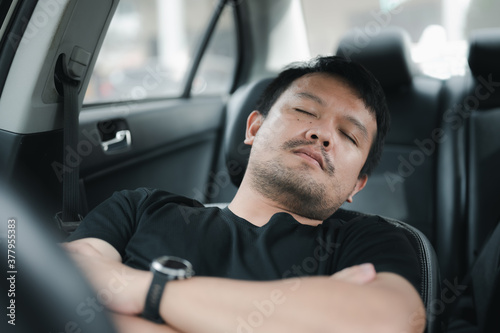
[335,28,466,284]
[462,28,500,271]
[219,73,441,333]
[335,27,445,243]
[444,217,500,332]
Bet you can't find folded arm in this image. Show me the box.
[63,238,426,333]
[160,271,425,333]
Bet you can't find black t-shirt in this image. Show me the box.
[66,188,420,291]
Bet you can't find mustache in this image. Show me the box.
[281,139,335,175]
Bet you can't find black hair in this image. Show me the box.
[255,55,390,176]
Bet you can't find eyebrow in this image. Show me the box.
[344,115,369,142]
[295,91,371,142]
[295,91,325,106]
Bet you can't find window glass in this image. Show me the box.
[465,0,500,33]
[84,0,237,104]
[192,5,237,96]
[0,0,16,43]
[301,0,500,80]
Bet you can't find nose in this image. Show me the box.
[306,128,332,149]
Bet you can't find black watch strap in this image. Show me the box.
[142,272,170,323]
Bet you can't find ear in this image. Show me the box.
[346,174,368,203]
[244,110,264,146]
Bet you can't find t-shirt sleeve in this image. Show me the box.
[335,215,421,293]
[64,188,154,258]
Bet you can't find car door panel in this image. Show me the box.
[79,96,225,212]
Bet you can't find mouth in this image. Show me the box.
[292,147,324,170]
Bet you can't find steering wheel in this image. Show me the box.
[0,184,117,333]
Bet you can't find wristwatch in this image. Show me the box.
[142,256,194,323]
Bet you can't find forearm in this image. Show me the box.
[159,275,425,333]
[111,313,182,333]
[64,242,424,333]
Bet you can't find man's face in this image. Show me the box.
[244,73,377,220]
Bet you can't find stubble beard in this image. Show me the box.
[247,149,344,221]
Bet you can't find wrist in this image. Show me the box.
[142,256,194,323]
[133,269,154,314]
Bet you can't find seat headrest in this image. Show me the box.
[336,27,414,88]
[468,28,500,108]
[224,77,274,187]
[468,28,500,78]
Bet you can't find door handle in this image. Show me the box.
[101,130,131,154]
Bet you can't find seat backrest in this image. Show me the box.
[463,28,500,269]
[331,208,441,333]
[335,27,444,239]
[223,77,274,187]
[444,218,500,332]
[335,27,461,279]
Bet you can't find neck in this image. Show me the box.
[228,176,324,227]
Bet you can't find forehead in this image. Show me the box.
[279,73,373,118]
[287,73,360,102]
[273,72,378,142]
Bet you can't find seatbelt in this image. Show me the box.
[53,48,91,233]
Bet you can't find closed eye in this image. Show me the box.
[340,130,357,145]
[294,108,315,116]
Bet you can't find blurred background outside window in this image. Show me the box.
[85,0,500,104]
[302,0,500,79]
[84,0,236,104]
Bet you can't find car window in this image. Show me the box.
[84,0,237,105]
[301,0,500,80]
[0,0,18,48]
[191,4,237,96]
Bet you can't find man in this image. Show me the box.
[64,56,426,332]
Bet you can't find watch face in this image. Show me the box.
[152,256,194,278]
[164,258,189,269]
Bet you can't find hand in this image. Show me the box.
[62,244,152,315]
[330,263,377,284]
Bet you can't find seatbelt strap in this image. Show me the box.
[54,49,91,233]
